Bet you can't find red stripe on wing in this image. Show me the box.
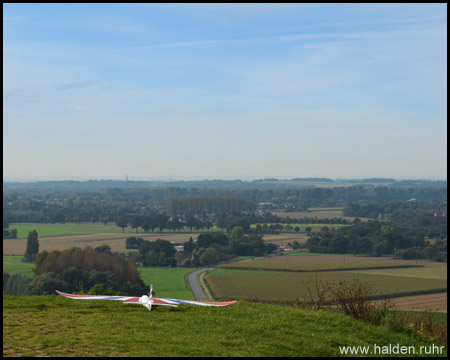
[56,290,96,298]
[122,297,140,303]
[197,300,237,306]
[152,298,173,304]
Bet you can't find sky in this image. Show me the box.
[3,3,447,181]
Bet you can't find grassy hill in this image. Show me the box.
[3,296,446,357]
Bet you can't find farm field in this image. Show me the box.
[206,268,447,305]
[208,254,447,312]
[371,293,447,313]
[4,222,312,255]
[270,207,371,222]
[3,232,311,255]
[3,255,34,277]
[8,222,138,238]
[8,222,232,239]
[3,232,198,255]
[7,222,212,239]
[262,233,309,246]
[3,296,445,357]
[221,254,430,272]
[137,267,195,299]
[355,265,447,280]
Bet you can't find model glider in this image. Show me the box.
[56,285,236,311]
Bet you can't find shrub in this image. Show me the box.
[300,273,331,310]
[328,279,394,325]
[3,272,33,295]
[387,310,447,345]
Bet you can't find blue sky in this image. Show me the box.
[3,3,447,181]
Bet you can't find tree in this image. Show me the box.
[116,216,129,233]
[4,273,33,295]
[154,214,169,232]
[94,244,112,254]
[126,237,144,249]
[130,216,142,233]
[199,248,220,266]
[139,239,176,267]
[184,237,195,253]
[24,230,39,262]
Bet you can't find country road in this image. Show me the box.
[188,268,214,301]
[187,257,271,300]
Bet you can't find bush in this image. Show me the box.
[29,272,70,295]
[3,272,33,295]
[299,276,447,346]
[387,310,447,345]
[88,283,105,295]
[299,273,330,310]
[126,237,144,249]
[328,279,394,325]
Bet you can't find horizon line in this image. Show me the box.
[3,176,447,183]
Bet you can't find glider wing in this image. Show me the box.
[56,290,237,309]
[56,290,140,303]
[154,298,237,307]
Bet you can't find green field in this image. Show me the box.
[206,269,447,303]
[3,256,34,277]
[3,296,445,356]
[222,255,425,272]
[271,208,344,219]
[8,222,174,238]
[8,223,208,239]
[270,207,371,222]
[355,266,448,280]
[137,267,195,299]
[9,222,345,239]
[8,223,134,238]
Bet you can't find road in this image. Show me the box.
[188,268,214,301]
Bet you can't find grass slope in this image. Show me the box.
[3,296,445,357]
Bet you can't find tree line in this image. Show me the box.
[4,185,446,224]
[306,221,446,261]
[114,211,353,235]
[343,200,446,219]
[166,196,256,216]
[126,228,278,268]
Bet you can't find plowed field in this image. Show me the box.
[3,233,194,255]
[373,293,447,313]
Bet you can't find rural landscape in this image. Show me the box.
[4,3,446,358]
[3,178,447,356]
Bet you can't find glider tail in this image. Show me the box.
[145,284,153,311]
